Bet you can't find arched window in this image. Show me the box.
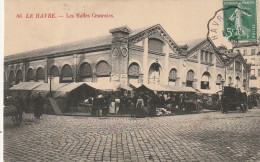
[128,63,140,84]
[79,62,92,82]
[186,70,194,87]
[169,68,177,81]
[201,72,211,89]
[36,67,45,82]
[49,66,60,83]
[16,70,23,84]
[216,74,222,85]
[49,66,59,77]
[61,64,73,83]
[96,61,111,82]
[148,38,164,53]
[8,70,16,85]
[149,63,162,84]
[27,68,34,82]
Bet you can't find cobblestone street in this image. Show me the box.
[4,109,260,162]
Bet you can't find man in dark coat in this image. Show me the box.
[34,92,45,119]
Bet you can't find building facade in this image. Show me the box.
[233,41,260,93]
[4,24,249,93]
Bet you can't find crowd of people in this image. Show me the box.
[5,89,259,119]
[86,91,191,118]
[5,92,45,120]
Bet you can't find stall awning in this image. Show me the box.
[169,86,197,93]
[135,84,197,92]
[10,82,43,91]
[130,83,142,89]
[136,84,171,92]
[86,82,121,91]
[53,82,89,98]
[197,89,217,94]
[119,84,133,91]
[32,83,69,96]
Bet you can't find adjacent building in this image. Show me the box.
[233,41,260,93]
[4,24,249,93]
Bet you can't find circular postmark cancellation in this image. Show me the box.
[207,0,258,47]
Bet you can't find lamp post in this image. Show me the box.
[49,73,53,97]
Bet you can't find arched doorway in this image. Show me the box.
[8,70,16,85]
[201,72,211,89]
[79,62,92,82]
[186,70,195,87]
[27,68,34,82]
[49,66,60,83]
[149,63,162,84]
[128,63,140,84]
[96,61,111,82]
[169,68,178,86]
[61,64,73,83]
[36,67,45,82]
[16,70,23,84]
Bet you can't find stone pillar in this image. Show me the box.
[197,51,201,90]
[180,58,186,87]
[22,62,26,82]
[73,54,78,82]
[44,58,48,83]
[143,38,149,84]
[225,67,228,86]
[212,56,217,92]
[163,44,169,85]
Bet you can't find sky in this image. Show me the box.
[4,0,260,56]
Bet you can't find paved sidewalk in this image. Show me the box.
[4,109,260,161]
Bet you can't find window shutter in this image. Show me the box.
[148,39,164,53]
[9,71,15,81]
[96,61,110,76]
[27,69,34,80]
[50,66,59,77]
[36,68,44,80]
[169,69,177,80]
[187,71,194,81]
[80,63,92,77]
[16,70,23,80]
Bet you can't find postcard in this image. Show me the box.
[2,0,260,161]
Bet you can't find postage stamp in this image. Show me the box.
[223,0,257,42]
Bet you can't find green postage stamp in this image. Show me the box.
[223,0,257,42]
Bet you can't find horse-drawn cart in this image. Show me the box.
[4,105,23,125]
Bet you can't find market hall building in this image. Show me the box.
[4,24,249,93]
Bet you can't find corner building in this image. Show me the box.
[4,24,249,93]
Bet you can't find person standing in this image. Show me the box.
[92,95,98,117]
[34,92,45,119]
[136,96,144,118]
